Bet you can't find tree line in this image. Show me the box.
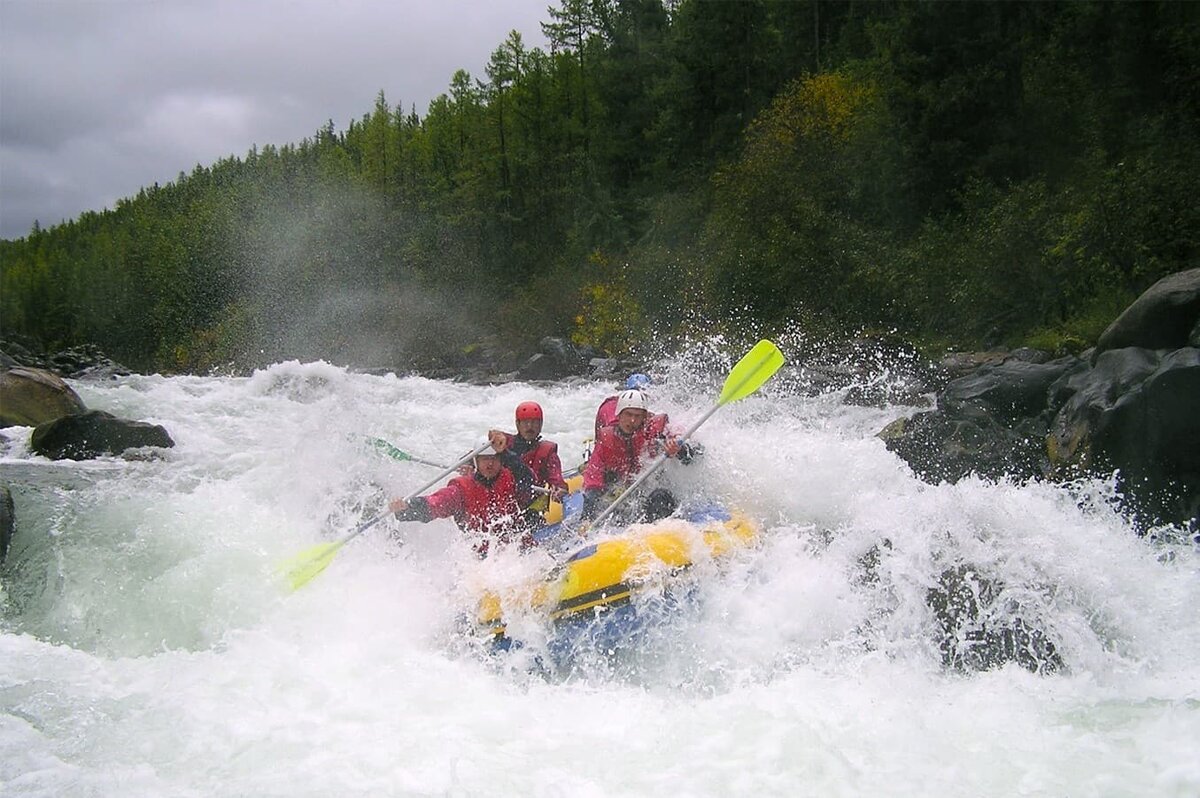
[2,0,1197,374]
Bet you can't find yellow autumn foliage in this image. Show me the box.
[571,252,648,354]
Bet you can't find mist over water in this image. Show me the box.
[2,352,1198,796]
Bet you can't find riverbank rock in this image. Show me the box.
[1048,346,1200,526]
[30,410,175,460]
[47,344,131,380]
[877,355,1085,484]
[1095,268,1200,354]
[880,268,1200,531]
[1,339,131,380]
[0,366,88,428]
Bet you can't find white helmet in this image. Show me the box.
[615,389,648,415]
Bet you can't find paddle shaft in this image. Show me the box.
[587,340,783,529]
[586,403,720,529]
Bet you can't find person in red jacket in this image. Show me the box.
[388,429,535,556]
[505,401,568,498]
[581,389,694,522]
[594,373,653,436]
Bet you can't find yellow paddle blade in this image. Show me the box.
[718,339,785,405]
[277,540,344,592]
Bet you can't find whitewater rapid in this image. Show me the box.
[2,354,1197,796]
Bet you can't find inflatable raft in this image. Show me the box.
[476,500,758,652]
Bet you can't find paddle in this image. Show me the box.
[365,436,450,469]
[279,440,493,591]
[585,339,785,530]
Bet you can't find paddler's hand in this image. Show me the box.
[664,437,682,458]
[548,485,566,502]
[388,497,409,514]
[487,429,508,453]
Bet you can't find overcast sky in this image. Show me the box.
[0,0,551,240]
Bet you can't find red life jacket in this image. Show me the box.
[582,413,669,491]
[505,433,567,491]
[594,395,619,436]
[424,469,526,546]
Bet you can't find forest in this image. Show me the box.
[2,0,1198,374]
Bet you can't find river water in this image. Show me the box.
[1,351,1197,796]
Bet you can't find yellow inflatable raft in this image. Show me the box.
[477,505,757,640]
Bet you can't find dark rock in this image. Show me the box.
[1008,347,1052,364]
[0,484,12,562]
[938,350,1010,381]
[512,337,591,382]
[515,353,562,381]
[879,404,1048,484]
[30,410,174,460]
[927,565,1063,674]
[0,366,88,427]
[1048,347,1200,529]
[940,357,1084,422]
[1096,268,1200,355]
[2,340,130,378]
[589,357,619,376]
[1047,348,1172,476]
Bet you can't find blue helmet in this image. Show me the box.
[625,373,652,390]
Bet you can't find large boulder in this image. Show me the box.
[0,366,87,427]
[927,565,1063,674]
[515,337,589,381]
[30,410,174,460]
[879,404,1049,484]
[1049,347,1200,527]
[1096,268,1200,355]
[941,357,1084,421]
[878,357,1083,484]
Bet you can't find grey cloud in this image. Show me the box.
[1,0,549,239]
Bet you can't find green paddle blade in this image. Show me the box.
[366,436,416,462]
[278,540,345,591]
[718,339,785,405]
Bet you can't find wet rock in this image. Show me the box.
[940,357,1085,422]
[883,270,1200,530]
[515,337,589,381]
[927,565,1063,674]
[879,404,1048,484]
[0,484,12,561]
[47,344,131,379]
[30,410,174,460]
[1096,267,1200,355]
[1049,347,1200,529]
[0,366,88,428]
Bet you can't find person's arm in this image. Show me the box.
[651,413,696,464]
[391,496,433,522]
[391,483,462,521]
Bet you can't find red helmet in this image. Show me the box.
[515,401,543,422]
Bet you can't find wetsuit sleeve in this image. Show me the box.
[499,449,534,506]
[393,496,434,523]
[582,433,610,492]
[422,483,466,519]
